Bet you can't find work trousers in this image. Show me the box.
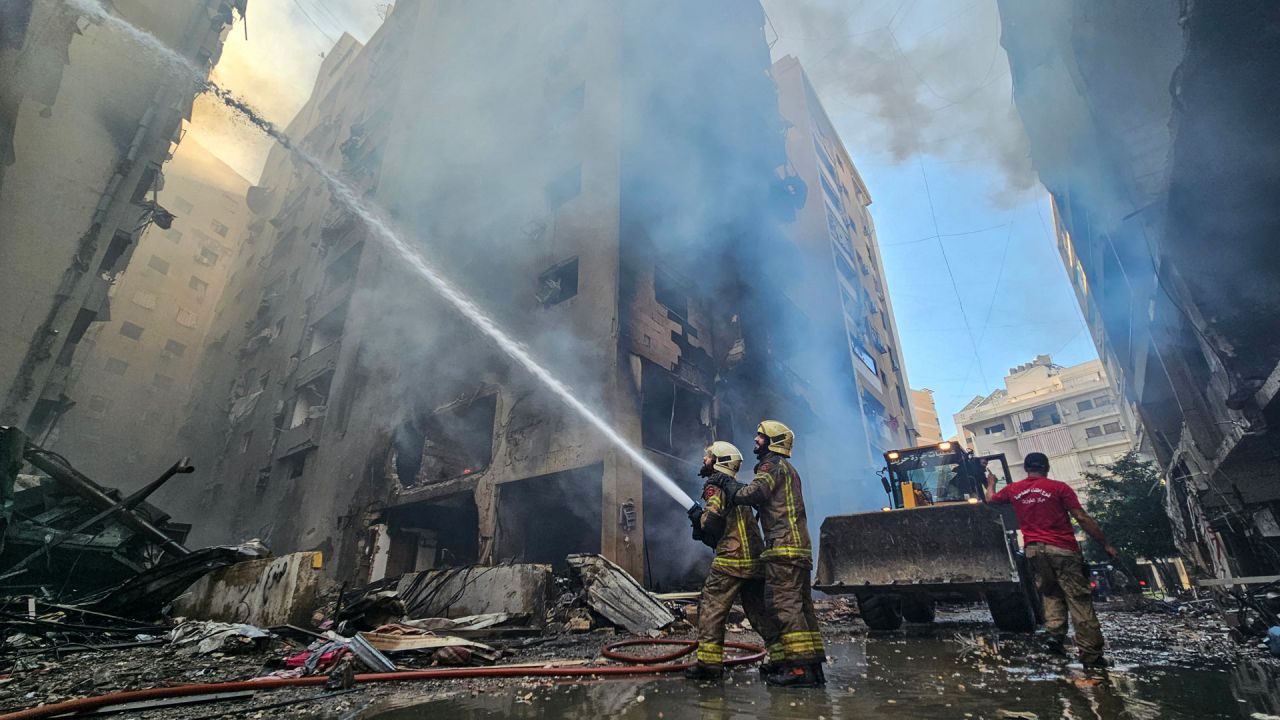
[695,568,783,667]
[764,558,826,664]
[1026,542,1104,662]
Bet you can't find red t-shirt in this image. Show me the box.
[988,476,1082,552]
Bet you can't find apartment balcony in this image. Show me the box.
[313,276,354,323]
[276,415,325,460]
[295,341,339,388]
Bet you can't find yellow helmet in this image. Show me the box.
[757,420,794,457]
[705,441,744,479]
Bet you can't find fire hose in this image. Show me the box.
[0,638,765,719]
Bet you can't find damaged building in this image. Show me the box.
[0,0,244,443]
[173,0,912,588]
[49,140,250,484]
[998,1,1280,581]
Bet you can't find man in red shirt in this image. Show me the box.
[986,452,1118,668]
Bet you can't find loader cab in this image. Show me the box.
[879,443,1012,510]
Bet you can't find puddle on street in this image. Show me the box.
[354,632,1280,720]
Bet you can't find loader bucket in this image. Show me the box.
[816,502,1020,593]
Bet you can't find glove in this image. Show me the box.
[688,502,704,541]
[722,479,745,506]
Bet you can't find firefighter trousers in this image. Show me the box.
[764,558,825,664]
[695,568,784,667]
[1026,542,1104,662]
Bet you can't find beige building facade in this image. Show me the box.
[955,355,1139,497]
[910,388,943,445]
[0,0,241,442]
[772,55,915,468]
[52,140,249,483]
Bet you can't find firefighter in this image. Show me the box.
[730,420,826,687]
[685,441,785,680]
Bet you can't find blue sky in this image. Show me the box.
[192,0,1097,439]
[761,0,1097,437]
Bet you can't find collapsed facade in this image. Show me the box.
[998,0,1280,580]
[0,0,243,441]
[171,0,912,587]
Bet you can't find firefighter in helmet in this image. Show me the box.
[684,441,784,680]
[730,420,826,687]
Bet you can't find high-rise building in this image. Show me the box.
[772,55,915,472]
[0,0,242,439]
[173,0,905,587]
[51,140,250,484]
[999,0,1280,580]
[909,388,943,446]
[954,355,1140,499]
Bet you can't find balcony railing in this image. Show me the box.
[276,414,325,460]
[295,341,339,388]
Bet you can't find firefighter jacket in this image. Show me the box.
[733,452,812,563]
[700,478,765,578]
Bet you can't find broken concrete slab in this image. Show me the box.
[172,551,323,628]
[567,554,675,635]
[397,564,551,624]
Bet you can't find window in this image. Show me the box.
[983,423,1006,435]
[211,219,230,237]
[147,255,170,275]
[545,164,581,210]
[131,290,157,310]
[537,257,578,306]
[166,228,183,244]
[88,395,110,415]
[176,307,198,328]
[119,321,144,340]
[1103,422,1123,435]
[163,339,187,357]
[189,275,208,298]
[1076,399,1094,412]
[105,358,129,376]
[653,269,688,321]
[153,373,174,390]
[99,231,133,276]
[851,335,878,375]
[1094,395,1114,407]
[197,247,220,266]
[1085,425,1103,439]
[1019,404,1062,432]
[170,195,195,215]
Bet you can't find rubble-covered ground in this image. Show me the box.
[4,600,1279,719]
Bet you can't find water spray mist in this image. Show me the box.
[69,0,696,509]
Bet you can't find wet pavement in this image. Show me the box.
[356,611,1280,720]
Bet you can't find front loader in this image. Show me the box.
[815,442,1041,632]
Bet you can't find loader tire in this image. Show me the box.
[900,594,936,624]
[987,588,1036,633]
[857,593,903,631]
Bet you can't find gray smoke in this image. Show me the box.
[761,0,1039,204]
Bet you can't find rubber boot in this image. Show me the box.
[1044,636,1068,656]
[684,663,724,681]
[765,663,821,688]
[758,661,782,682]
[1081,655,1111,671]
[810,662,827,686]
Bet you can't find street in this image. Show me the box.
[354,607,1277,720]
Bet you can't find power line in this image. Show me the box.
[291,0,337,45]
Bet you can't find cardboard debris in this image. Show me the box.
[566,554,675,635]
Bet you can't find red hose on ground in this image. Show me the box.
[0,639,764,720]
